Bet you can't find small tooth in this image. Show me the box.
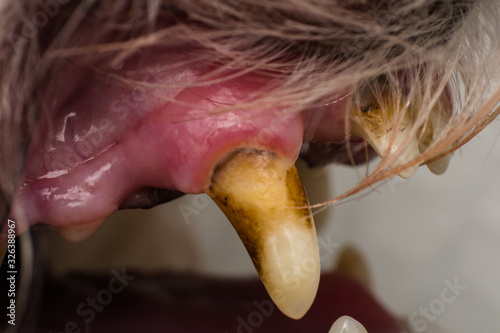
[335,245,372,290]
[418,97,452,175]
[328,316,368,333]
[425,153,451,175]
[387,132,420,179]
[206,148,320,320]
[350,98,420,179]
[57,219,105,243]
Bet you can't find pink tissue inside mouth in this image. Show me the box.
[33,271,403,333]
[10,48,348,230]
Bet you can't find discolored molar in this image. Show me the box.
[348,79,453,177]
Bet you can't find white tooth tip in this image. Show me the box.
[397,164,418,179]
[329,316,368,333]
[426,153,451,175]
[57,219,105,243]
[263,219,320,319]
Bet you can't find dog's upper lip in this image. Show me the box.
[10,47,349,232]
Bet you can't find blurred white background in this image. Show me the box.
[46,119,500,333]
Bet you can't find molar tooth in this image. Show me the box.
[57,219,105,243]
[329,316,368,333]
[351,87,453,178]
[350,98,420,179]
[206,148,320,320]
[425,154,451,175]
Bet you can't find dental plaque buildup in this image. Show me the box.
[350,87,452,178]
[206,148,320,320]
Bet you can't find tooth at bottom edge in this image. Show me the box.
[329,316,368,333]
[57,219,106,243]
[206,148,320,320]
[335,245,372,289]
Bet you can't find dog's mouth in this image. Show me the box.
[7,47,450,329]
[1,1,473,331]
[32,266,407,333]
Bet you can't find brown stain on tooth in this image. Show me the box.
[285,166,313,230]
[209,187,264,275]
[206,147,320,319]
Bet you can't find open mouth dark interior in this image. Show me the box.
[1,0,498,332]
